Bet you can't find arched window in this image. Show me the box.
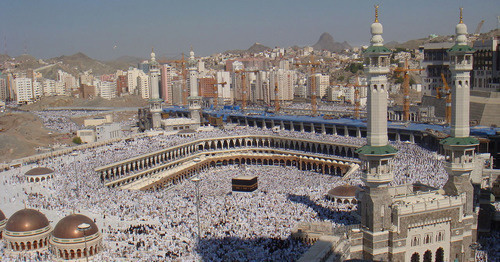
[412,235,420,246]
[424,233,432,244]
[411,252,420,262]
[423,250,432,262]
[435,247,444,262]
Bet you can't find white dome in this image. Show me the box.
[456,23,467,35]
[371,22,383,35]
[371,35,384,46]
[456,35,468,44]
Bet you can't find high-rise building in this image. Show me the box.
[199,77,216,99]
[127,68,142,95]
[472,37,499,90]
[97,81,116,100]
[216,71,231,105]
[420,42,454,96]
[14,77,33,104]
[33,81,42,99]
[55,81,66,96]
[116,75,128,95]
[57,70,77,92]
[307,74,329,99]
[0,78,7,101]
[137,72,150,99]
[42,79,56,97]
[161,65,173,105]
[270,69,295,103]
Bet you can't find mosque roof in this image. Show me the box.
[356,145,398,155]
[328,185,358,197]
[0,209,5,221]
[448,44,475,53]
[52,214,99,239]
[440,136,479,146]
[364,45,391,54]
[25,167,54,176]
[5,209,50,232]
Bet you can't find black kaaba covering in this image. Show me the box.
[232,176,258,192]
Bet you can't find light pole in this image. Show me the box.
[77,223,91,262]
[192,177,201,242]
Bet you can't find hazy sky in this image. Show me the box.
[1,0,499,60]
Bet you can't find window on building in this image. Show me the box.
[411,235,420,246]
[424,233,433,244]
[436,231,445,242]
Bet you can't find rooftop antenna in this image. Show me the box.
[4,35,7,56]
[497,15,500,29]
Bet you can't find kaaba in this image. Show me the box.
[232,176,258,192]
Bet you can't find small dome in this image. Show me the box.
[371,22,383,35]
[0,209,6,221]
[328,185,358,198]
[25,167,54,176]
[5,209,50,232]
[53,214,98,239]
[456,23,467,35]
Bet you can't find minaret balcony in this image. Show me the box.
[450,64,473,71]
[362,173,393,186]
[444,162,474,172]
[367,67,390,74]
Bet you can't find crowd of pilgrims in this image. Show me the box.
[0,126,496,261]
[33,110,103,133]
[284,102,366,112]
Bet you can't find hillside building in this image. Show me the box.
[472,37,499,91]
[14,77,33,104]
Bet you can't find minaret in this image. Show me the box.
[187,47,201,127]
[355,6,397,261]
[441,8,478,215]
[150,48,160,100]
[149,48,162,129]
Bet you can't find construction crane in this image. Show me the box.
[474,20,485,36]
[274,81,280,113]
[393,59,423,121]
[234,69,259,111]
[212,81,227,108]
[435,73,451,124]
[295,55,321,116]
[158,53,187,106]
[353,77,367,120]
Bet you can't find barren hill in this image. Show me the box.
[46,52,116,76]
[104,55,144,71]
[313,32,351,52]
